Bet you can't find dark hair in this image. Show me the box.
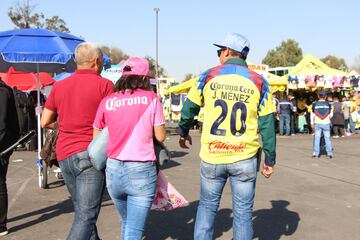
[114,75,151,93]
[229,49,246,60]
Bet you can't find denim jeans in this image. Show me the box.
[0,154,9,228]
[106,159,157,240]
[279,113,291,135]
[58,151,105,240]
[194,157,257,240]
[313,124,333,156]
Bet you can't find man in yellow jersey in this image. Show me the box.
[178,33,276,240]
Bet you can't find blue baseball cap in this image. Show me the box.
[214,33,250,57]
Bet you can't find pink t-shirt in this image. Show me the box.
[93,89,165,161]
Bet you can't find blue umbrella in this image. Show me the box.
[0,28,110,73]
[0,28,110,188]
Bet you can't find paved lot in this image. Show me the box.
[2,131,360,240]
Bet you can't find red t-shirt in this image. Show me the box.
[45,69,114,161]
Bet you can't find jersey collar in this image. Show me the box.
[225,58,248,68]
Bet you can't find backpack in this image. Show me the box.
[12,88,36,135]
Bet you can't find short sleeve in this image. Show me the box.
[154,97,165,126]
[258,79,275,117]
[103,80,114,97]
[44,84,57,112]
[93,98,106,130]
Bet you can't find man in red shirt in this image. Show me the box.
[41,42,114,240]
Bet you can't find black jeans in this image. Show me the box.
[0,154,9,228]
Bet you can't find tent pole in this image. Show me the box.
[36,62,41,160]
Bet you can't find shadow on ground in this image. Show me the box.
[144,199,300,240]
[144,201,232,240]
[253,200,300,240]
[7,191,112,233]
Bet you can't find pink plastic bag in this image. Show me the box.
[151,170,189,211]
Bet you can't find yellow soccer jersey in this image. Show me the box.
[186,63,275,164]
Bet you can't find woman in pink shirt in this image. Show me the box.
[93,57,166,239]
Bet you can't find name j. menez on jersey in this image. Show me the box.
[209,82,254,103]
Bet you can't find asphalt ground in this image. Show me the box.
[2,131,360,240]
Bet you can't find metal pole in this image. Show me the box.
[36,62,41,160]
[154,7,160,94]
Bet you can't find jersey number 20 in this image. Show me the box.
[210,99,247,136]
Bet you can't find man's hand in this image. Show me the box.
[179,135,192,149]
[261,163,273,178]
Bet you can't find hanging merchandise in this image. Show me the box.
[306,75,316,88]
[288,75,298,89]
[297,75,306,89]
[332,76,342,89]
[316,75,325,88]
[324,75,333,89]
[342,76,351,88]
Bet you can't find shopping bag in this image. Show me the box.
[87,127,109,170]
[151,170,189,211]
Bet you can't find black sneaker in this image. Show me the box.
[0,226,8,236]
[312,154,319,158]
[327,155,333,159]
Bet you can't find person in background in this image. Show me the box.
[278,95,294,136]
[312,91,333,158]
[178,33,276,240]
[0,78,19,236]
[93,57,166,240]
[288,92,297,135]
[342,96,351,135]
[41,42,114,240]
[349,96,357,134]
[331,96,345,138]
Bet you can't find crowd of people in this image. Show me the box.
[0,31,359,240]
[273,90,359,137]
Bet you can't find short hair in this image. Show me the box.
[114,75,151,94]
[75,42,103,66]
[229,49,246,60]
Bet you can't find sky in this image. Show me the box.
[0,0,360,81]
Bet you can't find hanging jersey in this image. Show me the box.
[186,64,275,164]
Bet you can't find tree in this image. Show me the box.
[351,55,360,73]
[100,46,129,65]
[45,16,69,33]
[8,0,70,33]
[262,39,303,68]
[183,73,195,82]
[321,55,348,71]
[145,56,167,77]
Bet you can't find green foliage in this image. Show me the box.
[100,46,129,65]
[351,55,360,73]
[45,16,69,33]
[8,0,70,33]
[145,56,167,77]
[183,73,194,82]
[321,55,348,71]
[262,39,303,67]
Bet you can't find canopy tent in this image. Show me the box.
[268,73,287,92]
[0,67,54,91]
[163,77,199,95]
[280,53,349,82]
[349,70,359,77]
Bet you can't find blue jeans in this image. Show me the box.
[279,113,291,135]
[313,124,333,156]
[194,157,257,240]
[58,151,105,240]
[106,159,157,240]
